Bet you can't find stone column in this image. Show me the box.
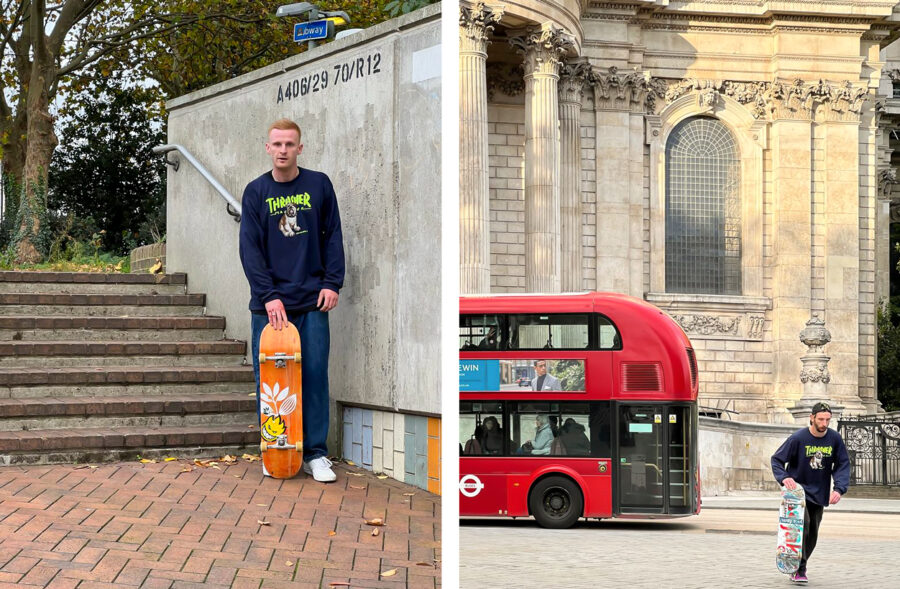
[459,2,502,294]
[510,24,574,293]
[558,61,589,292]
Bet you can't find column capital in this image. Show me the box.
[460,2,504,54]
[559,59,591,105]
[509,23,575,77]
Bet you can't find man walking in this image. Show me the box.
[770,402,850,583]
[239,118,345,482]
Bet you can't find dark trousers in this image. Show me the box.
[799,502,824,574]
[251,311,330,462]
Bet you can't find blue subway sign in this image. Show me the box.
[293,20,333,43]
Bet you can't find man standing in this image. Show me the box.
[239,119,345,482]
[532,360,561,391]
[770,402,850,583]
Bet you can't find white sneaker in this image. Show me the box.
[303,457,337,482]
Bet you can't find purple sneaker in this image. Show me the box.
[790,572,808,583]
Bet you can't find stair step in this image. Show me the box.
[0,424,260,465]
[0,272,187,295]
[0,393,256,418]
[0,316,226,341]
[0,293,207,316]
[0,396,256,432]
[0,365,254,386]
[0,341,246,368]
[5,382,254,399]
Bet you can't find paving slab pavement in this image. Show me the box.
[0,458,441,588]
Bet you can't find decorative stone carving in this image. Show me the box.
[459,2,502,52]
[799,313,831,354]
[590,66,667,112]
[878,168,897,198]
[509,24,575,76]
[673,314,741,336]
[747,315,765,339]
[663,78,870,121]
[800,366,831,384]
[559,60,591,104]
[485,63,525,100]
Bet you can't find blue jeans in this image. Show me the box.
[251,311,330,462]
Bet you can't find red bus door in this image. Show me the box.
[617,404,695,515]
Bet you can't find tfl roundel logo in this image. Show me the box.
[459,474,485,498]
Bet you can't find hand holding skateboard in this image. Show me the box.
[265,299,288,330]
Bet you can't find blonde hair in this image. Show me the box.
[268,119,302,141]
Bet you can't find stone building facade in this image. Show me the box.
[460,0,900,422]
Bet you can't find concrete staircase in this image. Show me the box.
[0,271,257,465]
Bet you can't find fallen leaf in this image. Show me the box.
[377,475,388,479]
[222,455,237,464]
[365,518,384,526]
[416,562,432,567]
[233,475,241,478]
[403,492,415,496]
[247,424,254,428]
[345,460,356,466]
[381,569,397,577]
[139,459,157,464]
[211,465,221,470]
[242,454,260,462]
[258,520,270,526]
[328,530,336,536]
[180,466,193,473]
[347,472,363,477]
[248,393,256,397]
[285,561,293,566]
[164,457,178,462]
[328,583,350,587]
[371,528,380,537]
[256,503,268,507]
[350,485,365,489]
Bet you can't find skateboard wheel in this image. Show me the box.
[258,353,266,364]
[294,353,302,363]
[260,441,268,453]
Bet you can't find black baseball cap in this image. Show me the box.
[811,402,832,415]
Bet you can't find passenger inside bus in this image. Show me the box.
[559,417,590,455]
[464,425,484,455]
[479,416,504,455]
[526,414,553,455]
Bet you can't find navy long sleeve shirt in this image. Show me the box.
[770,427,850,507]
[239,168,345,313]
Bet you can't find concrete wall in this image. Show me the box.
[164,5,442,457]
[700,417,797,497]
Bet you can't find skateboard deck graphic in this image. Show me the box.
[776,484,805,574]
[258,323,303,479]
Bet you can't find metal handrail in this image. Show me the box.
[152,144,242,222]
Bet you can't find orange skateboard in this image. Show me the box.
[258,323,303,478]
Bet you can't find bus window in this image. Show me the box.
[460,401,504,455]
[510,314,589,350]
[460,314,510,351]
[598,315,622,350]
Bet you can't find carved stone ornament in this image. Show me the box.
[459,2,503,51]
[486,63,525,100]
[508,24,575,76]
[672,314,741,337]
[663,78,870,121]
[589,66,667,113]
[799,313,831,354]
[559,60,591,104]
[878,167,897,199]
[800,365,831,384]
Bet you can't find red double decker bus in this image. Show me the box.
[459,292,700,528]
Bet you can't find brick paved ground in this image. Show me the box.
[0,459,440,588]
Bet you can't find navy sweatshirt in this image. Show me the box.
[770,427,850,507]
[239,168,345,313]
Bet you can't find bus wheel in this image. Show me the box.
[529,476,583,529]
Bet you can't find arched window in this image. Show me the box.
[665,116,741,295]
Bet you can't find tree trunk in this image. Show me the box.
[16,64,58,264]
